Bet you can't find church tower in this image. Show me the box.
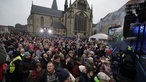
[90,4,93,21]
[52,0,58,10]
[65,0,93,37]
[64,0,68,11]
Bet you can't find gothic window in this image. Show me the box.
[74,12,87,33]
[41,16,44,28]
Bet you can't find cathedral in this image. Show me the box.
[27,0,93,37]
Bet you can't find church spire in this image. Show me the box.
[52,0,58,10]
[69,0,71,7]
[31,1,33,14]
[90,4,93,21]
[64,0,68,11]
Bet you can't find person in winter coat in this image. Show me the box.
[56,68,71,82]
[72,57,82,78]
[40,53,51,69]
[0,64,6,82]
[0,64,3,82]
[35,61,59,82]
[8,51,22,82]
[35,61,71,82]
[52,54,61,69]
[65,51,75,74]
[19,52,36,82]
[27,62,44,82]
[97,72,111,82]
[79,65,91,82]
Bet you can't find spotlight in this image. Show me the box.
[40,29,44,33]
[48,29,52,34]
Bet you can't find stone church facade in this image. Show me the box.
[27,0,93,37]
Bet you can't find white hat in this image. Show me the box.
[79,65,86,72]
[88,57,93,60]
[20,48,25,51]
[89,51,94,54]
[97,72,111,81]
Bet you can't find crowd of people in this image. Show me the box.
[0,33,126,82]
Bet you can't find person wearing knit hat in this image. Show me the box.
[86,56,96,72]
[56,68,70,82]
[53,54,60,60]
[9,51,22,82]
[79,65,91,82]
[88,57,93,61]
[24,52,31,58]
[89,51,94,54]
[79,65,87,73]
[97,72,111,81]
[88,51,94,57]
[19,51,36,82]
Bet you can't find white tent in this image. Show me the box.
[89,33,108,41]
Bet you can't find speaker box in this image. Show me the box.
[123,13,136,38]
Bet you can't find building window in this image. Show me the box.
[41,16,44,28]
[74,12,87,33]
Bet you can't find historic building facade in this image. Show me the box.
[27,0,93,37]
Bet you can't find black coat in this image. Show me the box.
[19,58,36,81]
[40,57,51,69]
[79,72,89,82]
[8,59,22,82]
[35,70,59,82]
